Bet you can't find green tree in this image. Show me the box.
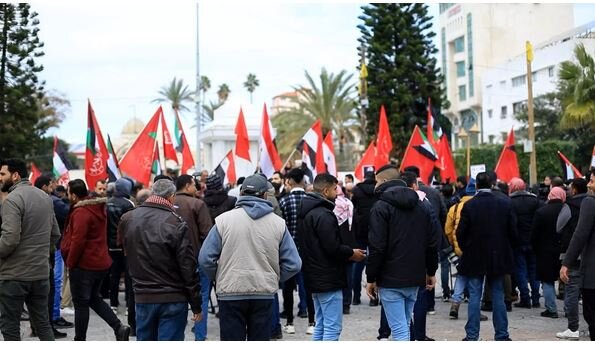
[217,83,231,103]
[243,73,259,104]
[272,68,359,169]
[558,43,595,129]
[358,3,447,159]
[153,77,195,113]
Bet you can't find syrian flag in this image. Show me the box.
[558,151,583,180]
[299,120,326,178]
[119,106,161,186]
[258,104,282,178]
[374,106,393,169]
[161,113,179,164]
[85,101,110,188]
[152,141,162,176]
[214,149,237,185]
[234,108,254,178]
[323,132,337,177]
[494,128,520,183]
[53,136,72,186]
[174,109,195,174]
[354,142,376,181]
[426,98,457,183]
[106,134,121,182]
[400,125,438,184]
[29,162,42,185]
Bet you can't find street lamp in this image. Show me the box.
[458,123,480,179]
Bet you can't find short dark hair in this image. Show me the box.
[313,173,338,193]
[345,174,354,181]
[400,171,418,188]
[286,168,305,185]
[456,175,467,186]
[0,158,28,179]
[68,179,89,198]
[403,166,420,178]
[552,176,565,187]
[486,171,498,186]
[34,175,52,189]
[55,185,66,193]
[364,171,376,181]
[273,171,282,177]
[441,183,454,197]
[95,179,107,186]
[376,164,399,175]
[497,182,509,194]
[571,178,588,194]
[176,174,194,191]
[237,176,246,185]
[476,172,491,190]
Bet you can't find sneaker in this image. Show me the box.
[352,298,361,305]
[514,301,531,309]
[442,295,450,302]
[343,305,350,315]
[532,301,540,308]
[111,306,118,314]
[369,299,379,306]
[125,309,129,317]
[284,324,295,334]
[20,309,30,321]
[427,308,436,315]
[61,307,75,316]
[53,317,74,329]
[270,330,283,340]
[297,310,308,318]
[306,324,315,335]
[53,328,67,339]
[115,324,130,341]
[480,314,488,321]
[540,310,559,318]
[555,329,579,340]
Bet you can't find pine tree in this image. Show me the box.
[358,4,448,159]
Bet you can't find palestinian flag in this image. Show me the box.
[174,109,195,174]
[558,151,583,180]
[53,136,72,185]
[400,125,437,184]
[106,134,121,182]
[426,98,457,183]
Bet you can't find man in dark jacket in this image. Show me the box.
[298,173,365,341]
[350,171,378,306]
[119,179,201,341]
[173,174,213,341]
[367,166,439,341]
[508,177,542,308]
[203,174,236,224]
[456,172,517,341]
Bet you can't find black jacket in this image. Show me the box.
[351,179,378,248]
[456,191,517,277]
[119,202,201,314]
[531,200,564,282]
[297,192,353,293]
[419,183,447,226]
[510,191,542,246]
[106,195,135,251]
[367,180,439,288]
[559,193,589,254]
[203,190,237,224]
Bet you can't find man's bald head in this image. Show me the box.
[375,165,400,189]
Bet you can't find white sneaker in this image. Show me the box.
[556,329,579,340]
[306,324,314,335]
[60,307,74,316]
[284,324,295,334]
[125,309,129,316]
[111,306,118,314]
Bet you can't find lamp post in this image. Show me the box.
[458,123,480,179]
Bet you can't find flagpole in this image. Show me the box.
[211,149,233,174]
[526,41,537,185]
[195,1,202,169]
[282,148,299,171]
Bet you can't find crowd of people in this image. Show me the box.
[0,156,594,341]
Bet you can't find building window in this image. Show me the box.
[500,106,508,119]
[548,66,554,77]
[513,101,526,114]
[456,61,466,77]
[488,135,495,144]
[454,36,464,53]
[459,85,467,102]
[467,13,474,98]
[439,3,454,14]
[501,132,508,142]
[532,72,537,82]
[512,75,526,87]
[488,109,493,119]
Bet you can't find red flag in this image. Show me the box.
[374,105,393,169]
[300,120,325,176]
[214,149,237,185]
[29,162,42,185]
[558,151,583,180]
[400,125,438,184]
[323,132,337,176]
[161,113,178,164]
[119,106,161,186]
[494,128,520,183]
[436,136,457,183]
[85,100,109,188]
[259,104,282,178]
[354,142,376,181]
[173,109,195,174]
[234,108,253,177]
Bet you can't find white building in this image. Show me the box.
[482,23,595,144]
[439,3,574,149]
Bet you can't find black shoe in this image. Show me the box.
[53,317,74,329]
[297,310,308,318]
[279,311,288,319]
[540,310,559,318]
[532,301,540,308]
[369,299,379,306]
[20,309,30,321]
[115,324,130,341]
[343,305,350,315]
[480,314,488,321]
[53,328,67,339]
[505,301,512,312]
[481,302,492,312]
[514,301,531,309]
[421,336,435,341]
[271,330,283,340]
[352,298,361,305]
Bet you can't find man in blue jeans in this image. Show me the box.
[366,166,439,341]
[456,172,517,341]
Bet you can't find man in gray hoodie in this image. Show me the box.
[199,174,302,341]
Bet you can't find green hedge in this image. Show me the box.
[453,140,581,183]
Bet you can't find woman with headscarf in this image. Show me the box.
[531,186,567,318]
[334,185,355,315]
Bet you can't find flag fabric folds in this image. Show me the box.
[300,120,326,179]
[258,104,282,178]
[374,106,393,169]
[214,149,237,186]
[494,128,520,183]
[426,99,457,183]
[558,151,583,180]
[152,141,162,176]
[84,101,110,188]
[174,109,195,174]
[53,136,70,181]
[161,113,179,164]
[106,134,121,182]
[119,106,161,186]
[29,162,42,185]
[323,132,337,177]
[234,108,253,179]
[354,142,376,181]
[400,125,437,184]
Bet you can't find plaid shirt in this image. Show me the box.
[279,188,306,242]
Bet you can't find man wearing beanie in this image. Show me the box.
[203,174,237,223]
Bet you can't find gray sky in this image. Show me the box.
[34,2,595,148]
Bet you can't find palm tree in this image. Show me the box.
[153,77,195,113]
[272,68,359,168]
[217,84,231,103]
[202,100,224,121]
[558,43,595,129]
[243,73,260,104]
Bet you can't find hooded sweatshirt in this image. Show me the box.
[199,195,301,300]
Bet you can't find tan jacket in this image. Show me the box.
[174,192,212,256]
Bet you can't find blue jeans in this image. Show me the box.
[452,275,468,304]
[465,276,509,341]
[542,282,557,313]
[219,299,273,341]
[412,287,428,340]
[312,290,343,341]
[53,249,64,321]
[136,302,187,341]
[379,287,418,341]
[514,246,540,304]
[194,267,211,340]
[270,293,281,335]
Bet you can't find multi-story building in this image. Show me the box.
[439,3,574,149]
[482,22,595,144]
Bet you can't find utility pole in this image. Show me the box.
[195,2,202,169]
[526,40,537,185]
[359,42,368,148]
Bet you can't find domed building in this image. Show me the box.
[114,117,145,159]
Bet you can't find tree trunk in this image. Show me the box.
[0,4,12,117]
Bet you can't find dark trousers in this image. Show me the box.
[352,260,365,301]
[0,279,54,341]
[378,304,390,339]
[109,251,131,308]
[70,268,121,340]
[219,299,273,341]
[582,288,595,341]
[411,287,429,340]
[342,262,354,307]
[282,273,314,324]
[483,274,513,304]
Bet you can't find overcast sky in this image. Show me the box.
[33,2,595,149]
